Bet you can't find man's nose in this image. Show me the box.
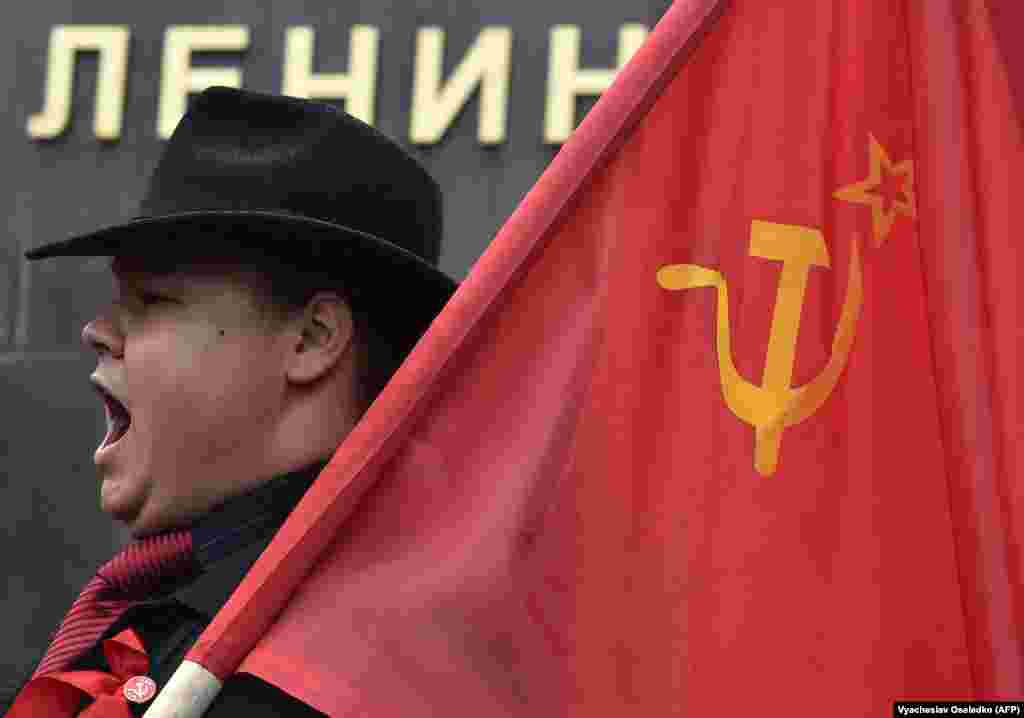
[81,314,124,358]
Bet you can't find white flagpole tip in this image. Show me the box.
[142,660,223,718]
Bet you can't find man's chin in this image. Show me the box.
[99,474,149,531]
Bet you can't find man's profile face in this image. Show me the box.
[82,253,293,537]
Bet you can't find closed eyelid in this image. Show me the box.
[111,288,150,310]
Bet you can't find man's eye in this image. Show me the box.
[140,292,167,306]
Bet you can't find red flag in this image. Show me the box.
[175,0,1021,714]
[907,0,1023,695]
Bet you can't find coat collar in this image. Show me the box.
[174,459,329,618]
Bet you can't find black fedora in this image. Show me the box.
[25,85,457,354]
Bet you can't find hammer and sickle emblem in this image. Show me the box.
[657,221,863,476]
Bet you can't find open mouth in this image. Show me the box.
[95,384,132,450]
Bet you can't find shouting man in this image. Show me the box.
[7,86,456,716]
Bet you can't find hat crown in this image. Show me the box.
[140,86,443,265]
[24,87,457,358]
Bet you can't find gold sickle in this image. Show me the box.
[657,221,863,476]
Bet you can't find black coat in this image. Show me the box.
[6,462,330,717]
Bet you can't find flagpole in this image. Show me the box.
[142,661,220,718]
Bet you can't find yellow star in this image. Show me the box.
[833,134,916,246]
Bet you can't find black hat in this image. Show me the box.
[25,86,457,354]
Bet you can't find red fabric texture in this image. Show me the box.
[6,631,149,718]
[907,0,1024,694]
[185,0,1020,714]
[984,0,1024,119]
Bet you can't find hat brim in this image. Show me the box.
[25,210,459,354]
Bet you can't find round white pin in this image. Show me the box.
[123,675,158,703]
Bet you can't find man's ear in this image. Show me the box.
[285,291,355,384]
